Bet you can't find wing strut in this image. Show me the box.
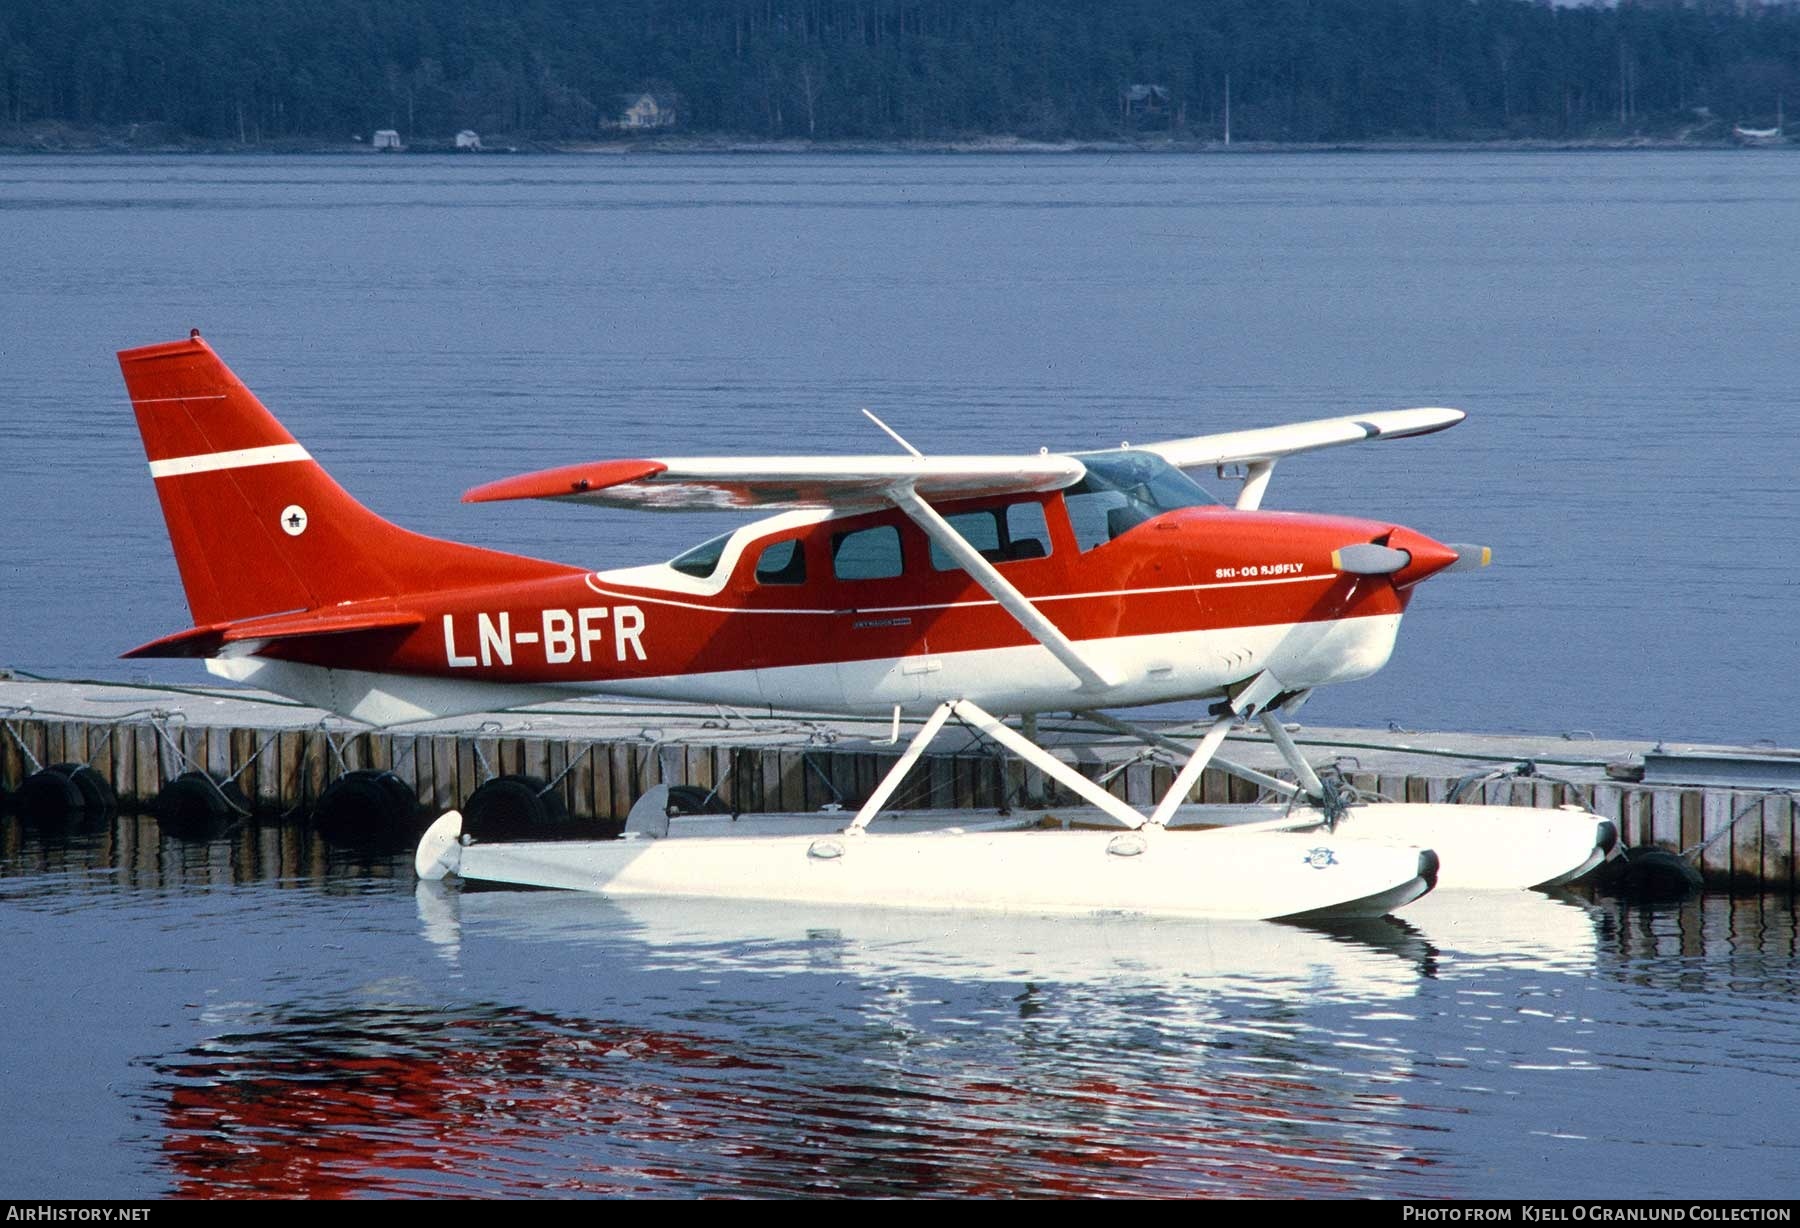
[1235,460,1275,510]
[889,485,1120,691]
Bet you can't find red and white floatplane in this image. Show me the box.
[118,334,1615,922]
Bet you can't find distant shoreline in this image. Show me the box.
[0,124,1783,157]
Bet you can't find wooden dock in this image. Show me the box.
[1,676,1794,889]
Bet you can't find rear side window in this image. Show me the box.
[929,510,1001,570]
[832,525,903,580]
[754,539,807,585]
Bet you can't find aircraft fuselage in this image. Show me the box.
[247,499,1444,716]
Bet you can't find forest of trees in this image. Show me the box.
[2,0,1797,145]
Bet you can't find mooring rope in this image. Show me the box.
[0,715,45,774]
[140,713,253,818]
[1678,788,1795,865]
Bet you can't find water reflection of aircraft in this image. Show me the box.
[120,335,1613,921]
[152,991,1432,1199]
[155,1002,789,1198]
[416,882,1425,999]
[160,890,1581,1198]
[1393,889,1607,972]
[416,882,1605,998]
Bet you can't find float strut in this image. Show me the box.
[1145,714,1236,829]
[848,700,1146,833]
[846,701,955,833]
[1081,711,1300,801]
[1019,712,1045,804]
[1258,711,1327,801]
[949,701,1142,828]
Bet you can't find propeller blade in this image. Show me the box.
[1442,543,1493,573]
[1330,543,1412,575]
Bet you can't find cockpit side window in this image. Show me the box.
[1065,488,1131,552]
[929,500,1055,570]
[1004,501,1053,560]
[754,538,807,585]
[1063,451,1218,551]
[670,532,732,578]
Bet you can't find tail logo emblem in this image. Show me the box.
[280,505,309,536]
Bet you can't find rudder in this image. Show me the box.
[120,333,573,629]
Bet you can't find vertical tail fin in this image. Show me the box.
[120,333,573,628]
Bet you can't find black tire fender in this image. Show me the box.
[15,766,85,824]
[314,769,419,848]
[462,774,569,842]
[1600,844,1704,902]
[52,763,117,816]
[155,770,249,839]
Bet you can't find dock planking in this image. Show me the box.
[2,677,1795,887]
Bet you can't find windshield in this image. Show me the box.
[669,532,732,579]
[1064,450,1219,550]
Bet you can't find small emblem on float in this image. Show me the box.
[1303,847,1338,870]
[279,505,308,536]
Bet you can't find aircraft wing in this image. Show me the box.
[1139,407,1465,471]
[460,407,1461,691]
[464,454,1087,512]
[468,408,1460,512]
[466,451,1117,687]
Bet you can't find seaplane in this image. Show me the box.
[117,332,1616,922]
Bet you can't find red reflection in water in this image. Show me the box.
[159,1010,773,1197]
[155,1005,1435,1198]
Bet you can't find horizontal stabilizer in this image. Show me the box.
[124,608,423,659]
[464,459,670,503]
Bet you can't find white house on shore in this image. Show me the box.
[455,129,482,150]
[614,93,680,130]
[372,129,404,150]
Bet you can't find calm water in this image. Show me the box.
[2,813,1798,1199]
[1,152,1797,744]
[3,153,1799,1200]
